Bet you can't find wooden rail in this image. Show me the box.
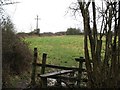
[35,63,86,71]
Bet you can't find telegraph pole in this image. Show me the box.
[35,15,40,30]
[35,15,40,35]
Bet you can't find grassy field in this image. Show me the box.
[25,35,84,67]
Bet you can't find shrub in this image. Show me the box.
[2,18,33,88]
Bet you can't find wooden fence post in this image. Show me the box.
[31,48,37,86]
[41,53,47,87]
[41,53,47,74]
[75,57,85,87]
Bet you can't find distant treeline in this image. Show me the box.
[17,27,84,37]
[17,31,84,37]
[17,27,114,37]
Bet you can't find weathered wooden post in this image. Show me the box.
[41,53,47,74]
[75,57,85,87]
[41,53,47,87]
[31,48,38,86]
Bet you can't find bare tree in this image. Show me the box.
[70,0,120,88]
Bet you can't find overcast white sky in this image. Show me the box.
[3,0,84,33]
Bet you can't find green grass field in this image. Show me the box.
[25,35,84,67]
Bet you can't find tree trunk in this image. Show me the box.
[77,0,120,88]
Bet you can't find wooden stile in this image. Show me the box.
[30,48,87,88]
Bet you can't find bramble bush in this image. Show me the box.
[2,17,33,88]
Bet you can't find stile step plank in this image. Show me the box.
[39,70,74,78]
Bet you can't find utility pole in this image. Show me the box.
[34,15,40,35]
[35,15,40,30]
